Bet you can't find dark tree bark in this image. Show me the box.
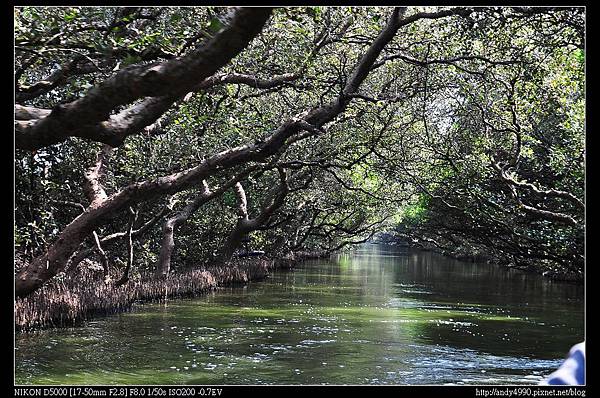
[66,202,172,275]
[15,7,273,150]
[218,168,289,263]
[156,182,212,278]
[14,7,422,298]
[156,167,258,278]
[16,56,100,102]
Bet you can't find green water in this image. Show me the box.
[14,245,584,385]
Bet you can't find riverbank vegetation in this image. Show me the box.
[15,6,584,327]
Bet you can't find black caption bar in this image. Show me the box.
[12,386,589,398]
[13,387,224,398]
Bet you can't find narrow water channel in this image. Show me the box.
[15,245,584,385]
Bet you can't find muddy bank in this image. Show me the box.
[15,255,310,332]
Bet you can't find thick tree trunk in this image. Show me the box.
[219,219,256,264]
[218,169,289,263]
[157,220,176,279]
[15,8,274,150]
[156,168,257,277]
[156,182,211,278]
[15,8,409,297]
[218,182,252,263]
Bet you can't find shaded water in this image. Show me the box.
[15,245,584,385]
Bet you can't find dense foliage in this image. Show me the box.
[14,6,584,298]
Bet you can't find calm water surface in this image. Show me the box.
[15,245,584,385]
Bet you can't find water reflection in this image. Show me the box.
[15,245,584,385]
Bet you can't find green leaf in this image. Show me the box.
[64,12,77,22]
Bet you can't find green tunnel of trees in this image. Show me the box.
[14,6,584,300]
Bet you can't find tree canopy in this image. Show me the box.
[14,6,585,298]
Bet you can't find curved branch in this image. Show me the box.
[156,167,256,277]
[15,7,273,151]
[15,7,409,298]
[66,201,173,273]
[114,207,138,286]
